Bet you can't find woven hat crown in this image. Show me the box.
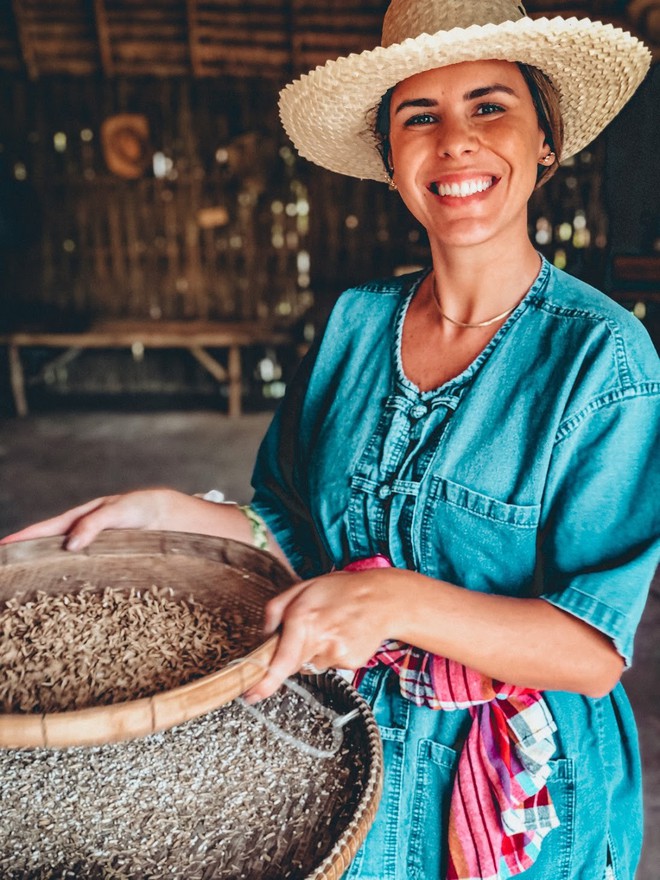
[382,0,528,46]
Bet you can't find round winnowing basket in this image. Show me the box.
[0,530,297,748]
[0,531,384,879]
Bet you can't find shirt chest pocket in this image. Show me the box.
[416,474,541,592]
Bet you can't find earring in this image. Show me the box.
[540,151,555,165]
[388,177,398,191]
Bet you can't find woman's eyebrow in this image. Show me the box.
[393,97,437,115]
[463,84,517,100]
[394,84,517,115]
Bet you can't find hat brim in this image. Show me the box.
[279,16,651,181]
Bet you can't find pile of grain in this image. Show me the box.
[0,681,366,879]
[0,585,236,713]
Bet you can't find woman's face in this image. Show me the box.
[388,59,547,251]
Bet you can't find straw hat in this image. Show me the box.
[279,0,651,182]
[101,114,153,180]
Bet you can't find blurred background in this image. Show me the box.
[0,0,658,414]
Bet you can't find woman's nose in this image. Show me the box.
[435,116,477,158]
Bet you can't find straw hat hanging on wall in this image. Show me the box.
[100,113,153,180]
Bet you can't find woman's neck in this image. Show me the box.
[427,237,541,325]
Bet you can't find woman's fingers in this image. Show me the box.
[247,616,313,701]
[64,498,132,550]
[246,571,393,702]
[246,587,318,701]
[0,497,110,545]
[0,489,170,550]
[262,581,312,634]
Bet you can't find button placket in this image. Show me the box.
[347,393,458,564]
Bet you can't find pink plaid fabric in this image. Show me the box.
[345,558,559,880]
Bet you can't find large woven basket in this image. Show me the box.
[0,530,296,748]
[0,530,383,879]
[1,671,382,880]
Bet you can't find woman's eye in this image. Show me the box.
[476,103,505,116]
[403,113,436,127]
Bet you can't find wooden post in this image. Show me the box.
[11,0,39,80]
[93,0,114,77]
[228,345,242,419]
[186,0,203,77]
[8,344,28,417]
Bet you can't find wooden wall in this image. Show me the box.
[1,75,296,325]
[0,68,619,330]
[0,59,656,405]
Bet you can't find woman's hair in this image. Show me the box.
[374,62,564,190]
[517,64,564,187]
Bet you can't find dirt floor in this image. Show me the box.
[1,407,658,879]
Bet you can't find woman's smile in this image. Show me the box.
[428,175,497,199]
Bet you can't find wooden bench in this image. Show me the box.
[0,319,295,417]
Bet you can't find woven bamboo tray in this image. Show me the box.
[0,529,296,748]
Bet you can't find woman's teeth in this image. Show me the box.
[430,178,494,197]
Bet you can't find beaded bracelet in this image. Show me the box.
[198,491,269,551]
[238,505,270,551]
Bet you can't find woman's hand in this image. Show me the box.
[0,488,186,549]
[243,568,404,702]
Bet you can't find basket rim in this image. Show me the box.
[0,530,294,748]
[303,672,384,880]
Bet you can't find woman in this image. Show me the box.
[3,1,658,877]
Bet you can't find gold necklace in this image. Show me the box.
[432,278,518,328]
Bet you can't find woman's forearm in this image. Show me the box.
[153,490,256,543]
[162,492,295,572]
[252,565,624,703]
[381,569,623,697]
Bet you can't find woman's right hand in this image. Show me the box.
[0,488,187,550]
[2,488,295,573]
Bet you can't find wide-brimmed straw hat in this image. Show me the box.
[279,0,651,182]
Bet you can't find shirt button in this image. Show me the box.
[410,403,428,420]
[377,484,392,499]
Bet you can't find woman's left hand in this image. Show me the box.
[243,569,401,702]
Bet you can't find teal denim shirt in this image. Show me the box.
[252,257,660,879]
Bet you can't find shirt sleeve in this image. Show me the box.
[249,340,333,579]
[539,386,660,665]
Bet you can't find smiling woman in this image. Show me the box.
[3,1,659,879]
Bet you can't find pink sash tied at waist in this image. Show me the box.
[344,556,559,880]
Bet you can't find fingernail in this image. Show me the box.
[66,536,81,551]
[243,691,259,705]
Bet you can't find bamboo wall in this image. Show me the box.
[0,75,297,325]
[0,68,616,331]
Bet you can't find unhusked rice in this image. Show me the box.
[0,585,236,713]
